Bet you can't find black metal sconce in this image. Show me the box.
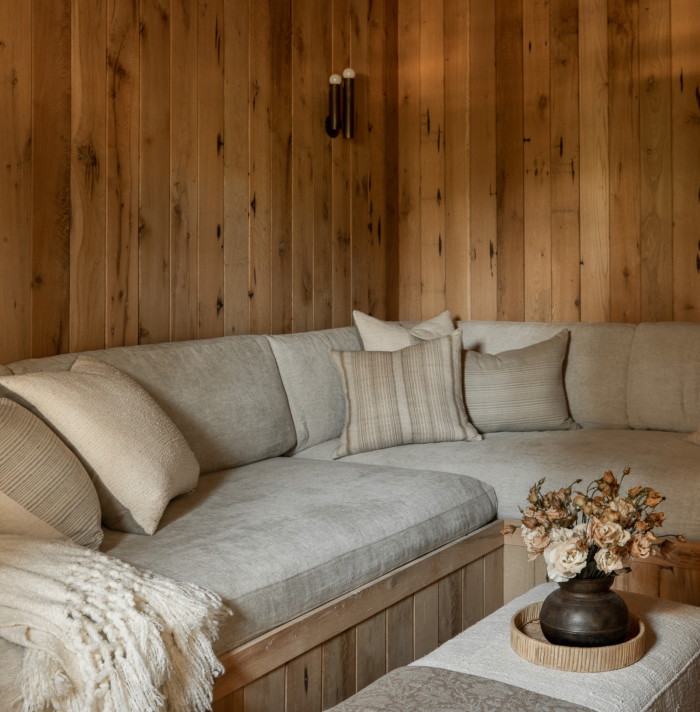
[325,68,355,139]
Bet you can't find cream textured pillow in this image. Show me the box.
[464,330,579,433]
[0,356,200,535]
[353,310,455,351]
[0,399,103,548]
[332,331,481,458]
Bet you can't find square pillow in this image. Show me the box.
[463,330,579,433]
[332,331,481,458]
[354,310,455,351]
[0,399,103,548]
[0,356,200,535]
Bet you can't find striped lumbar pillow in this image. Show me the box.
[353,310,455,351]
[463,330,580,433]
[331,331,481,458]
[0,399,103,548]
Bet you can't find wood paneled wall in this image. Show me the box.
[0,0,397,364]
[397,0,700,323]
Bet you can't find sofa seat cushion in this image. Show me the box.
[295,430,700,540]
[100,457,497,654]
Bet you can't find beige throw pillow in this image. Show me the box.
[332,331,481,458]
[0,356,200,535]
[0,399,103,548]
[353,310,455,351]
[464,330,579,433]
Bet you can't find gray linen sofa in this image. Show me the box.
[0,319,698,711]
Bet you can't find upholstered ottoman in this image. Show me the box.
[329,583,700,712]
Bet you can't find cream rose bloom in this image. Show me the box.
[629,532,652,559]
[588,518,631,549]
[543,540,588,582]
[594,547,625,574]
[520,525,551,560]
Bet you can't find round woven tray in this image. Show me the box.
[510,601,646,672]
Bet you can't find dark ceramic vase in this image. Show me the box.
[539,577,630,647]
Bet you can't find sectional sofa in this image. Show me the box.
[0,318,698,711]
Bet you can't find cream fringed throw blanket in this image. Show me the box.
[0,536,230,712]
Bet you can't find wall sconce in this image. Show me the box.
[325,68,355,139]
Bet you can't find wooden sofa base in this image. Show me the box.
[211,520,504,712]
[503,522,700,607]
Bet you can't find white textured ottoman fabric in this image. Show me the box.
[414,583,700,712]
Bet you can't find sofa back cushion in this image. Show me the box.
[267,327,362,453]
[5,335,297,474]
[458,321,636,429]
[627,322,700,433]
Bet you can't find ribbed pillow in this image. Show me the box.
[463,330,579,433]
[332,331,481,458]
[0,399,103,548]
[354,310,455,351]
[0,356,200,535]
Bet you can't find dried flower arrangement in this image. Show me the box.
[503,468,686,582]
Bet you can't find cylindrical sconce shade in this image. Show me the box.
[326,74,342,138]
[342,68,355,139]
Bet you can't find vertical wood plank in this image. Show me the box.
[639,0,673,322]
[0,0,32,364]
[444,0,470,322]
[249,0,272,334]
[244,667,285,712]
[211,689,244,712]
[495,0,524,322]
[659,566,700,606]
[355,611,386,691]
[292,0,315,333]
[286,647,322,712]
[322,628,356,708]
[386,595,413,672]
[462,556,485,629]
[223,0,250,336]
[609,0,641,323]
[170,0,198,342]
[469,0,498,321]
[366,0,388,319]
[331,0,353,327]
[106,0,139,348]
[71,0,107,352]
[270,0,293,335]
[396,0,421,320]
[312,0,333,329]
[670,0,700,322]
[438,569,462,644]
[483,546,504,616]
[550,0,580,323]
[419,0,446,319]
[350,0,372,317]
[197,0,225,338]
[413,581,439,658]
[504,543,535,604]
[523,0,552,322]
[139,0,170,344]
[579,0,610,322]
[31,0,70,358]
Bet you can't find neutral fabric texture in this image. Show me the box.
[464,330,579,432]
[0,535,227,712]
[328,666,592,712]
[100,456,497,654]
[0,356,199,535]
[295,429,700,539]
[414,583,700,712]
[0,364,10,376]
[458,320,636,429]
[354,309,455,351]
[688,426,700,445]
[267,327,362,453]
[5,334,297,473]
[0,399,102,549]
[332,332,481,458]
[627,322,700,433]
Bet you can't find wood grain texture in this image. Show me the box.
[286,648,322,712]
[322,629,356,709]
[244,667,285,712]
[413,582,439,658]
[437,569,462,644]
[386,596,413,672]
[355,611,386,691]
